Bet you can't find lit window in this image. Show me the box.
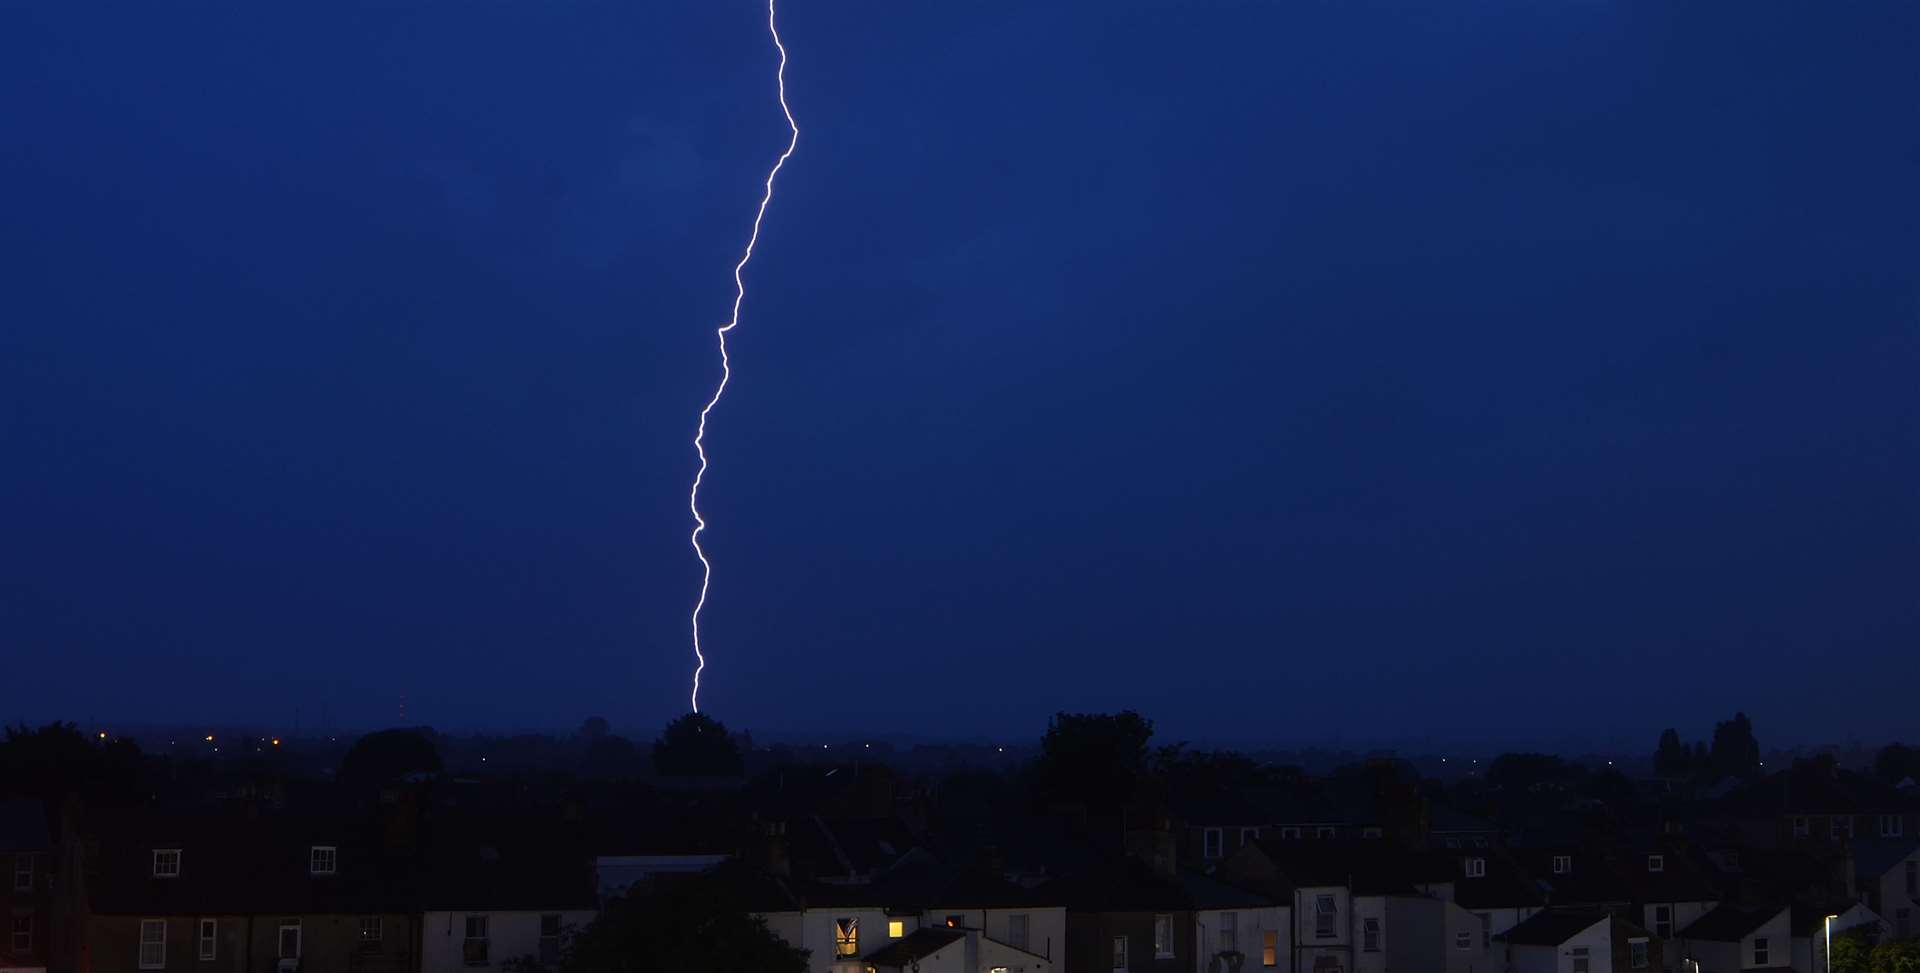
[1464,857,1486,878]
[1204,828,1224,859]
[1455,930,1471,950]
[1112,934,1128,971]
[462,916,487,966]
[1154,913,1174,957]
[1552,855,1571,875]
[1629,938,1649,969]
[309,845,337,876]
[139,919,166,970]
[153,849,182,878]
[12,855,31,891]
[835,918,859,957]
[1220,912,1237,952]
[279,920,301,961]
[888,919,905,938]
[1573,945,1590,973]
[12,916,32,954]
[1315,894,1337,939]
[198,918,217,960]
[1262,930,1278,967]
[1754,937,1769,966]
[1363,917,1380,951]
[1646,855,1664,873]
[1008,914,1028,950]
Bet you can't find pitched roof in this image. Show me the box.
[1851,839,1920,882]
[863,927,965,968]
[1251,838,1419,895]
[1678,905,1786,943]
[1415,850,1544,909]
[1496,909,1608,946]
[1043,859,1192,912]
[1179,869,1276,909]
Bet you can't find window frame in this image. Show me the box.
[198,917,217,961]
[309,845,337,876]
[1454,929,1471,951]
[1262,930,1278,967]
[1280,826,1302,839]
[1464,857,1487,878]
[538,913,562,965]
[1112,934,1129,972]
[1753,937,1769,966]
[1882,815,1904,838]
[139,918,167,970]
[887,918,905,939]
[1240,827,1260,846]
[278,919,302,961]
[1792,815,1809,837]
[1314,894,1337,939]
[357,916,383,946]
[12,854,31,892]
[1551,855,1571,875]
[1203,828,1225,860]
[152,848,182,878]
[463,915,489,966]
[1653,905,1673,938]
[1316,826,1336,839]
[1832,816,1852,839]
[1008,913,1029,950]
[1362,917,1380,952]
[1573,945,1591,973]
[1646,855,1664,873]
[1629,937,1649,970]
[833,917,859,958]
[11,915,31,954]
[1154,913,1174,958]
[1220,911,1237,952]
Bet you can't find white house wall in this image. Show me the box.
[1191,906,1286,973]
[419,909,596,973]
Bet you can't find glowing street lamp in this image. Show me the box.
[1826,914,1839,973]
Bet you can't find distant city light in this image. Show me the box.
[271,738,281,746]
[98,731,107,740]
[205,734,215,742]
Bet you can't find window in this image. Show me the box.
[278,920,301,960]
[462,915,487,966]
[1573,945,1591,973]
[358,917,382,948]
[1753,937,1769,966]
[1883,815,1905,838]
[1241,827,1260,845]
[1204,828,1225,859]
[1909,861,1918,896]
[153,848,181,878]
[1898,909,1911,939]
[1647,855,1664,873]
[888,919,905,938]
[1455,930,1471,950]
[309,845,337,875]
[1552,855,1571,875]
[834,918,858,958]
[13,855,31,891]
[1654,905,1672,938]
[1792,816,1809,837]
[1281,827,1302,839]
[12,916,31,954]
[1315,894,1337,939]
[1363,917,1380,951]
[1630,938,1649,969]
[1009,914,1029,950]
[1444,837,1461,848]
[1262,930,1278,967]
[1316,827,1336,839]
[1220,912,1237,952]
[198,918,217,960]
[1464,857,1486,878]
[1478,913,1491,948]
[1362,827,1382,839]
[1112,934,1128,971]
[1154,913,1174,957]
[139,919,167,970]
[539,914,561,965]
[1832,817,1853,839]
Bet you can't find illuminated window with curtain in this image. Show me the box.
[834,918,858,957]
[1262,930,1278,967]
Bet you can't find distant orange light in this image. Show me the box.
[99,731,107,739]
[205,734,215,742]
[272,738,281,746]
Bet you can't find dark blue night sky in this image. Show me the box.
[3,1,1914,744]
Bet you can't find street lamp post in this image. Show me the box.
[1826,914,1839,973]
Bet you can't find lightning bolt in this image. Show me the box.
[689,0,798,714]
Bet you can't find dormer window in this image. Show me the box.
[1647,855,1664,873]
[309,846,337,876]
[1552,855,1571,875]
[1464,857,1486,878]
[1204,828,1224,859]
[153,848,182,878]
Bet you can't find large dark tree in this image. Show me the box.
[1487,753,1579,793]
[339,728,442,789]
[1654,729,1693,777]
[523,873,807,973]
[651,713,743,777]
[0,722,143,805]
[1876,743,1920,784]
[1033,710,1154,808]
[1709,712,1761,780]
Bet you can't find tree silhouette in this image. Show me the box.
[520,871,806,973]
[1034,710,1154,809]
[651,713,743,777]
[339,729,442,789]
[1709,713,1761,780]
[1654,729,1693,777]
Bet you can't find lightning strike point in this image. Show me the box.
[688,0,799,714]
